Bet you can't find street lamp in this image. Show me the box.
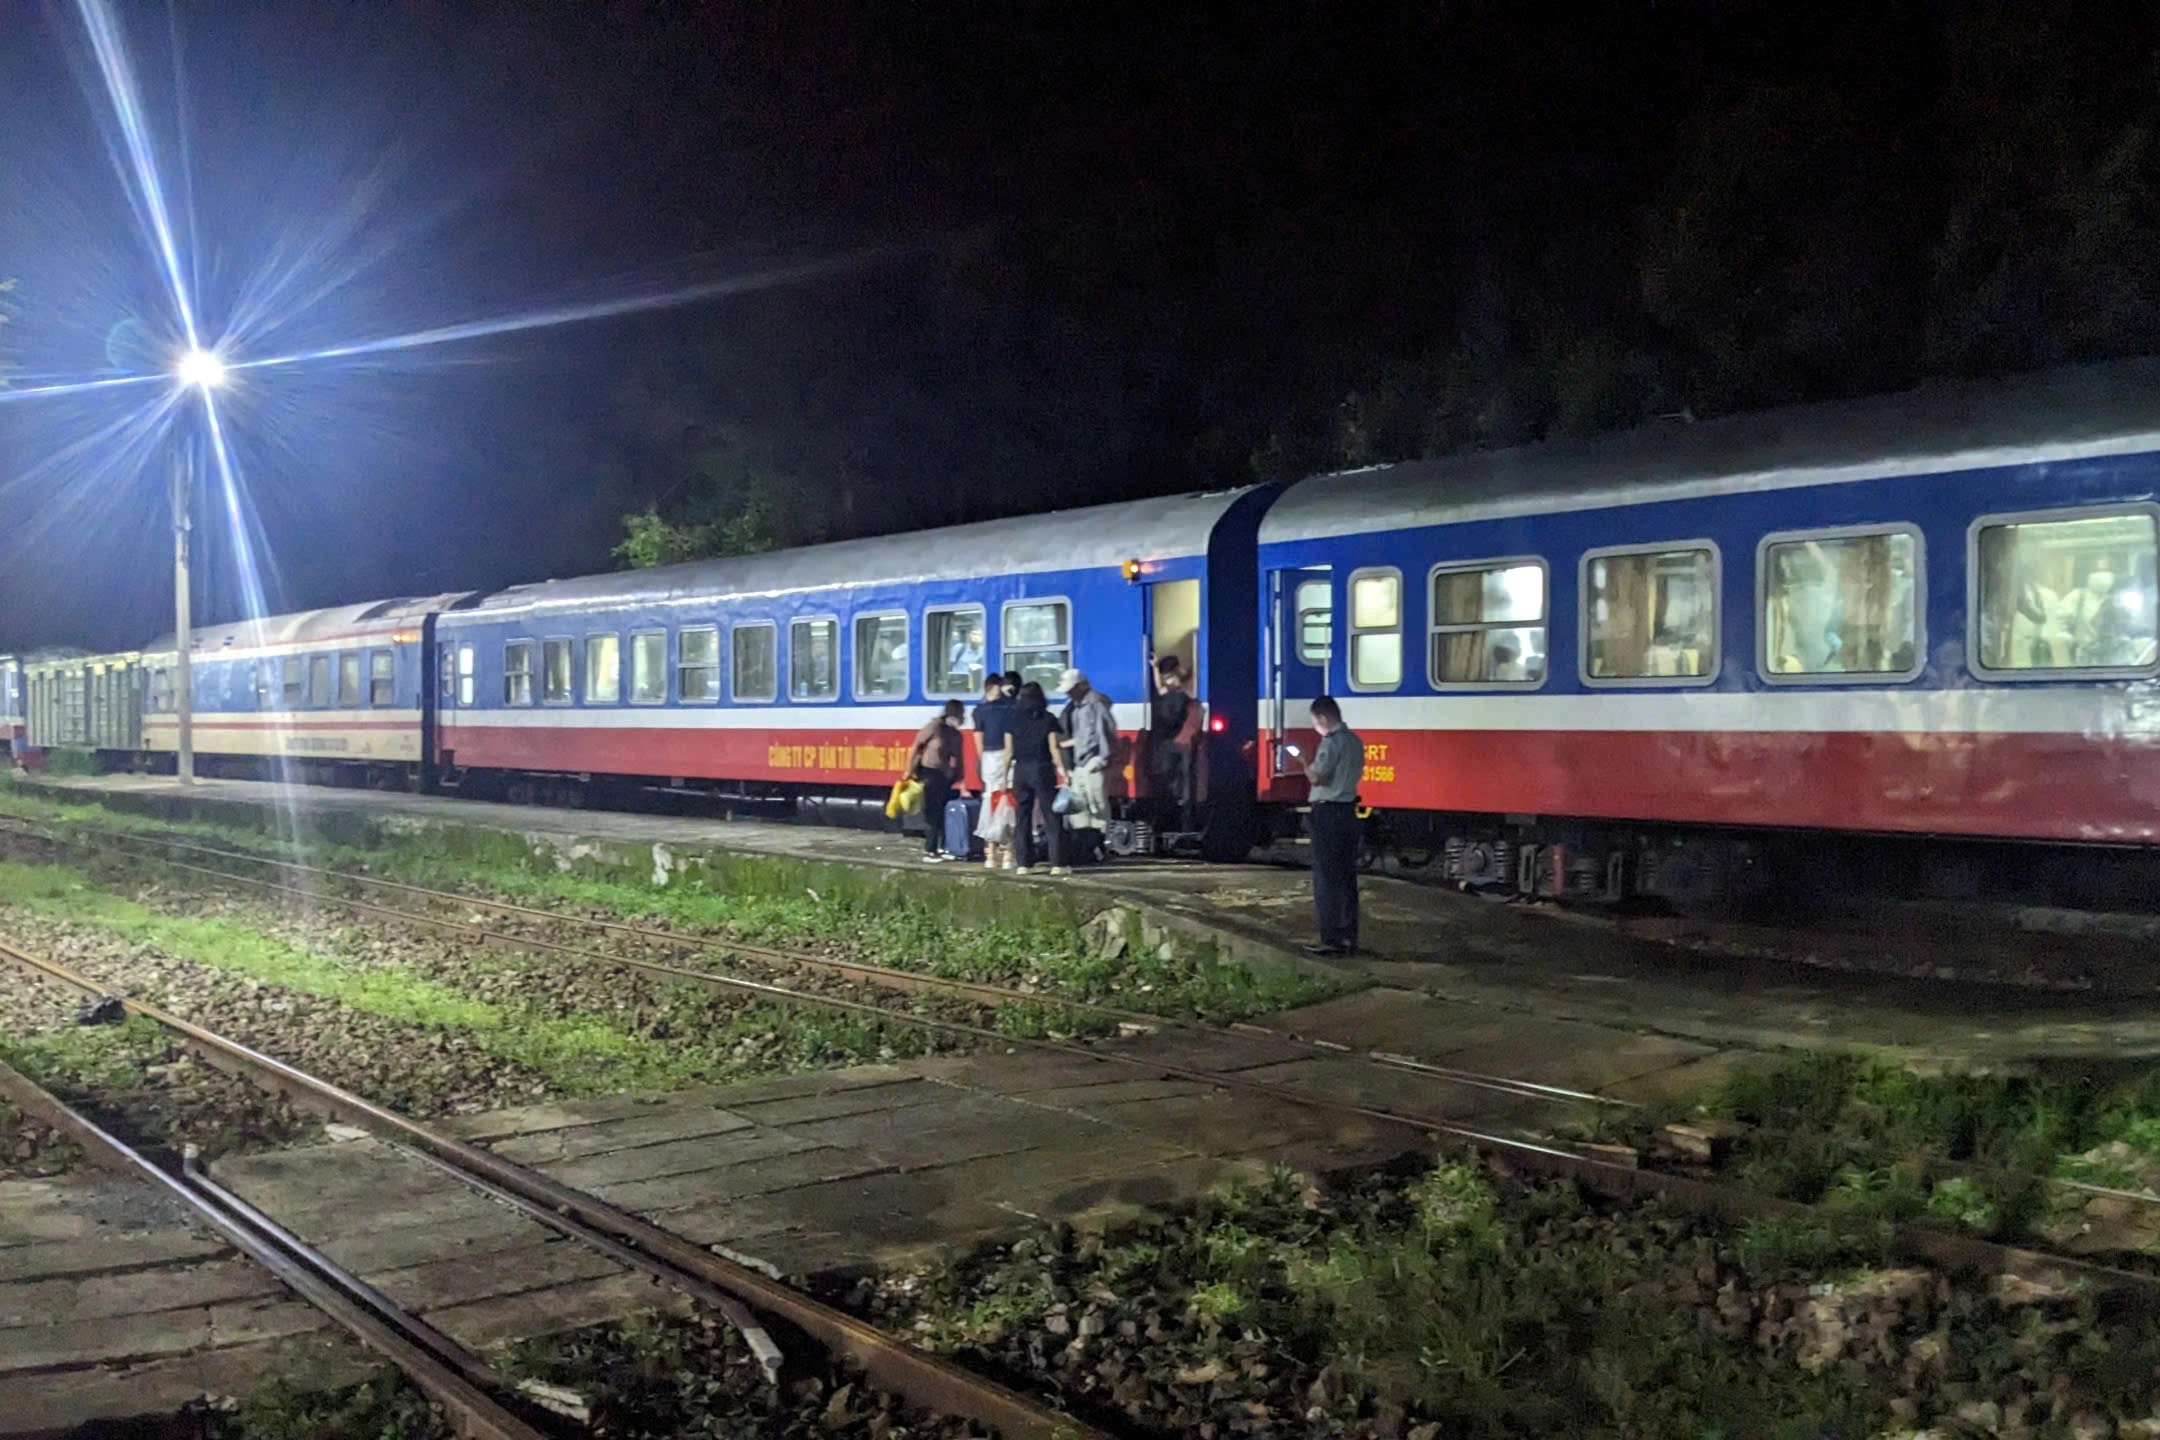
[169,347,226,784]
[175,347,225,390]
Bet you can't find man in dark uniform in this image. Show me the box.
[1290,694,1362,956]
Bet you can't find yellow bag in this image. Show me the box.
[884,777,923,819]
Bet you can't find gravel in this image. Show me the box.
[0,1096,80,1179]
[0,905,561,1119]
[842,1160,2160,1439]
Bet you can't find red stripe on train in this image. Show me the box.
[1260,727,2160,844]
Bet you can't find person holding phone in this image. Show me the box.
[1286,695,1363,956]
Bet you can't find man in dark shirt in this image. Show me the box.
[1289,694,1363,955]
[972,672,1017,869]
[1148,655,1201,831]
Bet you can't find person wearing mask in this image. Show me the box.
[1002,681,1069,875]
[904,699,966,863]
[972,671,1017,871]
[1055,668,1117,862]
[1288,694,1363,955]
[1148,654,1202,831]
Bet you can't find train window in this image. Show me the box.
[255,662,272,709]
[308,654,332,708]
[1971,508,2159,676]
[1347,569,1402,690]
[853,613,910,701]
[1583,545,1717,685]
[631,631,667,704]
[678,626,720,703]
[456,645,476,707]
[337,652,362,708]
[1759,527,1921,681]
[503,641,535,706]
[1002,600,1070,691]
[585,633,621,705]
[438,649,455,706]
[925,606,988,697]
[1429,560,1547,687]
[733,622,777,702]
[790,617,839,701]
[1295,579,1333,664]
[542,638,573,704]
[370,650,394,706]
[149,666,173,713]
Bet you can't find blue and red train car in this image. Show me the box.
[21,360,2160,903]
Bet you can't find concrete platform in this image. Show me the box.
[0,1171,352,1436]
[20,772,2160,1063]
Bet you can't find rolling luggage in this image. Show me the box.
[944,796,982,859]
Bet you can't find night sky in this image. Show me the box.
[3,2,2159,651]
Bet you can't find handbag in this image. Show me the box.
[884,777,924,819]
[979,790,1016,844]
[1051,784,1083,816]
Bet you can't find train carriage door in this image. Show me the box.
[1145,578,1202,801]
[1265,566,1332,784]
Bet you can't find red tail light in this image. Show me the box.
[1209,716,1226,733]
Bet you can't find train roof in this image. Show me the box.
[453,488,1259,620]
[146,593,482,655]
[1261,357,2160,544]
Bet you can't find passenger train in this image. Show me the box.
[18,361,2160,906]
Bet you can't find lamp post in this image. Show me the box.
[171,346,225,785]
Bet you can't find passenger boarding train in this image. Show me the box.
[19,360,2160,907]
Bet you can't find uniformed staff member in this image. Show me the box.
[1290,694,1362,956]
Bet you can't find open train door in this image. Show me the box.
[1264,565,1332,802]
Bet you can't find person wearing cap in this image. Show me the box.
[1055,667,1117,863]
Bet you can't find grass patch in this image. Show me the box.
[0,1013,168,1092]
[1700,1049,2160,1242]
[209,1371,449,1440]
[0,859,928,1097]
[886,1162,1902,1438]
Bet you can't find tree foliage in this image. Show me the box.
[608,3,2160,565]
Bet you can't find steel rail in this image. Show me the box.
[0,1059,550,1440]
[7,815,1623,1114]
[0,932,1117,1440]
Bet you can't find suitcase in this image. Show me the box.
[943,796,982,859]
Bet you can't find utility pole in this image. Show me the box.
[171,449,193,784]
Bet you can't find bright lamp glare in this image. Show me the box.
[174,348,226,389]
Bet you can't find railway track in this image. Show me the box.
[3,813,2155,1314]
[0,1055,554,1440]
[0,814,1624,1117]
[0,930,1116,1440]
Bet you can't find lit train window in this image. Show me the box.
[503,641,535,706]
[585,634,622,705]
[1972,508,2159,676]
[925,606,987,697]
[631,631,667,704]
[370,650,394,706]
[1429,560,1546,688]
[853,613,910,701]
[1295,580,1332,664]
[337,652,362,708]
[678,626,720,703]
[254,663,272,709]
[732,623,777,703]
[790,617,838,701]
[456,645,476,707]
[1760,528,1920,681]
[1583,545,1716,685]
[308,655,332,708]
[1347,569,1401,690]
[1002,600,1070,692]
[542,639,573,704]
